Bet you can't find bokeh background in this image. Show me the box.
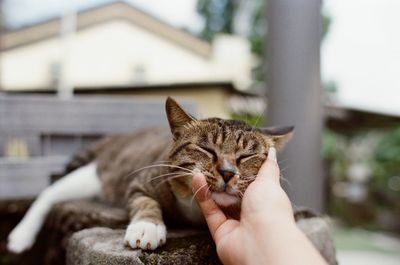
[0,0,399,264]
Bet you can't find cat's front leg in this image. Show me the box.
[124,195,166,250]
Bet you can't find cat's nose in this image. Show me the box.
[217,159,237,183]
[218,168,236,183]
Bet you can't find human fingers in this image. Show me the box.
[192,173,228,241]
[257,147,280,183]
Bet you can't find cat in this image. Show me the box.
[7,97,293,253]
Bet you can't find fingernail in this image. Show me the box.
[268,147,277,162]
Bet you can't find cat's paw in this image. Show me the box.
[7,225,35,253]
[124,220,166,250]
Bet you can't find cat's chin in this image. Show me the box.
[211,192,240,207]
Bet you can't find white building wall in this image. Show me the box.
[0,20,253,91]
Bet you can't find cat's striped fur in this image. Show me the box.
[8,97,293,252]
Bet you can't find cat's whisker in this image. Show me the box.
[236,189,245,198]
[190,185,210,215]
[205,186,211,200]
[190,182,209,206]
[280,165,291,174]
[277,160,289,167]
[244,175,257,181]
[124,164,194,179]
[147,172,189,183]
[248,111,263,133]
[152,160,171,164]
[153,164,195,173]
[280,175,293,190]
[245,172,292,190]
[253,111,263,128]
[155,173,193,188]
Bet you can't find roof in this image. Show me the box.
[2,81,255,96]
[0,1,211,57]
[325,104,400,131]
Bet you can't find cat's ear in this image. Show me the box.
[165,97,196,138]
[260,125,294,150]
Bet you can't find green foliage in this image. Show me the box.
[324,80,337,94]
[249,0,266,82]
[322,129,348,181]
[197,0,265,59]
[231,112,265,127]
[196,0,331,83]
[371,127,400,199]
[197,0,237,41]
[248,0,265,56]
[323,128,400,232]
[322,12,331,39]
[374,127,400,161]
[197,0,266,82]
[322,129,339,159]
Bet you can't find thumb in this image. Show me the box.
[257,147,280,184]
[192,173,210,202]
[192,173,228,241]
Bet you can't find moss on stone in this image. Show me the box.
[138,233,221,265]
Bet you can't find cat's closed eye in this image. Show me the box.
[194,145,217,159]
[237,152,268,165]
[236,154,258,164]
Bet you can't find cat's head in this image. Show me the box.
[165,97,293,208]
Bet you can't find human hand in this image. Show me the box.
[192,147,295,264]
[193,147,328,265]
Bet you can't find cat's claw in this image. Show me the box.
[124,221,166,250]
[7,225,35,253]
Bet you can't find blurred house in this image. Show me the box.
[325,104,400,132]
[65,82,252,119]
[0,1,254,118]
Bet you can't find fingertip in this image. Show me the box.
[268,147,277,162]
[192,173,210,202]
[257,147,280,183]
[192,173,206,190]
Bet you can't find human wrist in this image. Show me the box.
[253,215,297,240]
[241,217,298,263]
[245,206,295,231]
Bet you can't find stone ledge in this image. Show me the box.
[66,215,337,265]
[67,228,221,265]
[1,200,337,265]
[297,217,338,265]
[1,200,130,265]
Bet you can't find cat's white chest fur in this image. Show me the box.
[176,196,205,225]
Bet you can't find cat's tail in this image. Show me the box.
[64,148,96,175]
[64,135,116,175]
[7,162,102,253]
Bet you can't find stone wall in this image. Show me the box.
[1,200,337,265]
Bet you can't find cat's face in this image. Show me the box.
[165,97,293,208]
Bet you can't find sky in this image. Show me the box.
[3,0,203,32]
[322,0,400,116]
[3,0,400,116]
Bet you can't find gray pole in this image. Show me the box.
[266,0,324,211]
[0,0,3,92]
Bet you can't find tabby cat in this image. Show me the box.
[7,97,293,252]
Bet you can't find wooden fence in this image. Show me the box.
[0,94,195,198]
